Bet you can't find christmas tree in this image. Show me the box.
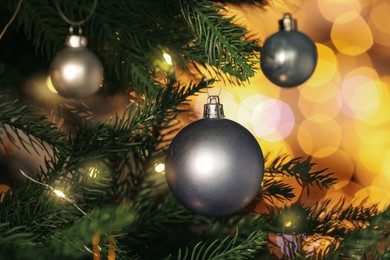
[0,0,389,259]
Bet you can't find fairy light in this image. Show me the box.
[88,167,99,178]
[163,53,172,66]
[19,169,88,216]
[154,162,165,174]
[53,189,66,198]
[285,221,292,228]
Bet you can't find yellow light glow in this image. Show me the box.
[352,186,390,211]
[317,0,361,22]
[336,52,373,75]
[360,77,390,125]
[357,140,387,178]
[299,96,340,123]
[369,2,390,47]
[53,189,66,198]
[338,67,381,119]
[163,53,173,66]
[382,150,390,182]
[154,163,165,173]
[256,140,294,160]
[297,117,341,158]
[304,44,338,88]
[46,76,58,94]
[315,150,354,186]
[331,11,373,55]
[285,221,292,227]
[238,94,295,142]
[88,167,99,178]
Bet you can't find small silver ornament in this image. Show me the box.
[49,35,103,98]
[165,96,264,217]
[260,13,318,88]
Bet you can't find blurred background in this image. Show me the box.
[187,0,390,211]
[1,0,389,211]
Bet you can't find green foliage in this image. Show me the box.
[0,94,67,158]
[171,231,266,260]
[0,0,389,259]
[180,0,260,84]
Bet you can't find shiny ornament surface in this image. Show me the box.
[260,13,317,88]
[165,96,264,217]
[49,35,103,98]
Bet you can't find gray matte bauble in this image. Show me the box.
[49,35,103,98]
[260,13,317,88]
[165,96,264,217]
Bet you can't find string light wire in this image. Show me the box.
[19,169,89,217]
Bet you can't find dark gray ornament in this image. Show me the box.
[165,96,264,217]
[49,35,103,98]
[260,13,318,88]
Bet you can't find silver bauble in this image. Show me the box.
[260,13,317,88]
[165,96,264,217]
[49,35,103,98]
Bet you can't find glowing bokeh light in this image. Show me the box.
[382,149,390,182]
[369,2,390,47]
[257,139,293,159]
[354,121,390,146]
[359,77,390,125]
[53,189,66,198]
[88,167,99,178]
[299,96,340,123]
[316,149,354,186]
[335,52,373,75]
[338,67,381,119]
[154,162,165,174]
[354,138,389,188]
[317,0,361,22]
[352,186,390,211]
[297,117,342,158]
[163,53,173,66]
[300,80,339,103]
[304,43,338,88]
[331,11,373,55]
[238,94,295,142]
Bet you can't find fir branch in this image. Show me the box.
[170,230,266,260]
[260,177,295,204]
[309,199,380,236]
[0,94,67,158]
[44,203,136,259]
[180,0,260,84]
[265,156,336,193]
[0,185,80,239]
[12,0,65,57]
[0,222,39,260]
[334,206,390,259]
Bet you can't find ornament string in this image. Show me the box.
[55,0,98,27]
[0,0,24,40]
[205,60,222,98]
